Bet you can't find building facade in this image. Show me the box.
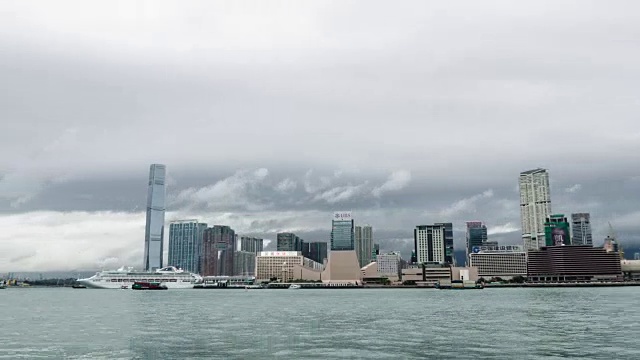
[201,225,236,276]
[255,251,323,282]
[277,233,304,252]
[233,251,256,277]
[414,224,450,264]
[469,245,527,280]
[376,252,402,280]
[355,225,373,268]
[465,221,488,265]
[239,236,264,253]
[168,220,207,273]
[306,242,328,264]
[544,214,571,246]
[571,213,593,246]
[519,168,552,250]
[331,211,355,251]
[527,245,622,282]
[143,164,166,271]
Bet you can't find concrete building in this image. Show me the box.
[544,214,571,246]
[201,225,236,276]
[376,252,402,280]
[571,213,593,246]
[277,232,304,252]
[167,220,207,274]
[360,262,378,279]
[306,242,328,264]
[233,251,256,277]
[519,168,552,250]
[239,236,264,253]
[355,225,373,268]
[331,211,355,251]
[402,264,477,286]
[414,224,452,264]
[527,245,622,282]
[143,164,166,271]
[469,245,527,280]
[255,251,323,282]
[465,221,488,265]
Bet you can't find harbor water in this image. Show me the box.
[1,287,639,359]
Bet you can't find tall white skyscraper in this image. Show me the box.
[143,164,166,271]
[414,224,446,264]
[519,168,551,250]
[355,225,373,268]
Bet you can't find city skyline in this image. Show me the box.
[2,2,640,272]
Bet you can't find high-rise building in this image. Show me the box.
[331,211,354,251]
[277,233,304,252]
[414,224,450,264]
[571,213,593,246]
[373,243,380,258]
[239,236,264,253]
[465,221,488,265]
[355,225,373,268]
[201,225,236,276]
[306,242,328,264]
[143,164,166,271]
[233,251,256,276]
[168,220,207,273]
[544,214,571,246]
[519,168,552,250]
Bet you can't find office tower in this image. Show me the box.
[143,164,166,271]
[307,242,328,264]
[168,220,207,273]
[571,213,593,246]
[355,225,373,268]
[277,233,304,251]
[331,211,355,251]
[544,214,571,246]
[239,236,264,253]
[466,221,487,265]
[233,251,256,276]
[414,223,452,264]
[201,225,236,276]
[519,168,552,250]
[373,243,380,258]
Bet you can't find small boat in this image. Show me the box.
[72,284,87,289]
[131,282,168,290]
[288,284,301,289]
[435,280,484,290]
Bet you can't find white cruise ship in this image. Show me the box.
[77,266,201,289]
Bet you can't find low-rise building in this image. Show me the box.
[527,245,622,282]
[376,252,402,281]
[255,251,323,282]
[469,245,527,280]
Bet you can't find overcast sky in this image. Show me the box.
[1,1,639,271]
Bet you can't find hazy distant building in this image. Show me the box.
[239,236,264,253]
[544,214,571,246]
[373,243,380,258]
[519,168,552,250]
[233,251,256,276]
[277,233,304,252]
[571,213,593,246]
[355,225,373,267]
[331,211,355,251]
[306,242,328,264]
[143,164,166,271]
[202,225,236,276]
[465,221,488,265]
[168,220,207,273]
[414,223,454,264]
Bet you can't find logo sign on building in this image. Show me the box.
[333,211,352,221]
[477,245,523,252]
[472,246,481,253]
[259,251,299,257]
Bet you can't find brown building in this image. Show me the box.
[201,225,236,276]
[527,245,622,282]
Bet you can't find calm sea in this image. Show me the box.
[1,287,639,359]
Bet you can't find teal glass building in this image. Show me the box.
[331,211,354,251]
[168,220,208,274]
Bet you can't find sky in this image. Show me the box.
[1,1,639,272]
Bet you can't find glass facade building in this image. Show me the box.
[466,221,488,265]
[571,213,593,246]
[331,212,354,251]
[277,233,304,252]
[143,164,166,271]
[355,225,373,267]
[168,220,207,274]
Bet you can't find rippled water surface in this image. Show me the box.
[1,287,639,359]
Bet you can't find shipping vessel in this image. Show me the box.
[77,266,201,289]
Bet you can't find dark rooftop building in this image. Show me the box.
[527,245,622,282]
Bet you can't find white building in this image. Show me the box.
[414,225,445,264]
[376,252,401,279]
[255,251,323,282]
[355,225,373,268]
[519,168,551,250]
[469,245,527,280]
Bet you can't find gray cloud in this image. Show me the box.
[1,1,639,270]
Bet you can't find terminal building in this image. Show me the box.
[469,245,527,280]
[527,245,622,282]
[255,251,324,282]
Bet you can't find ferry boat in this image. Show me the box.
[77,266,201,289]
[132,281,168,290]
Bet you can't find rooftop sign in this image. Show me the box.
[259,251,300,257]
[472,245,524,253]
[333,211,352,221]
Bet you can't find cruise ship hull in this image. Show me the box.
[77,266,200,289]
